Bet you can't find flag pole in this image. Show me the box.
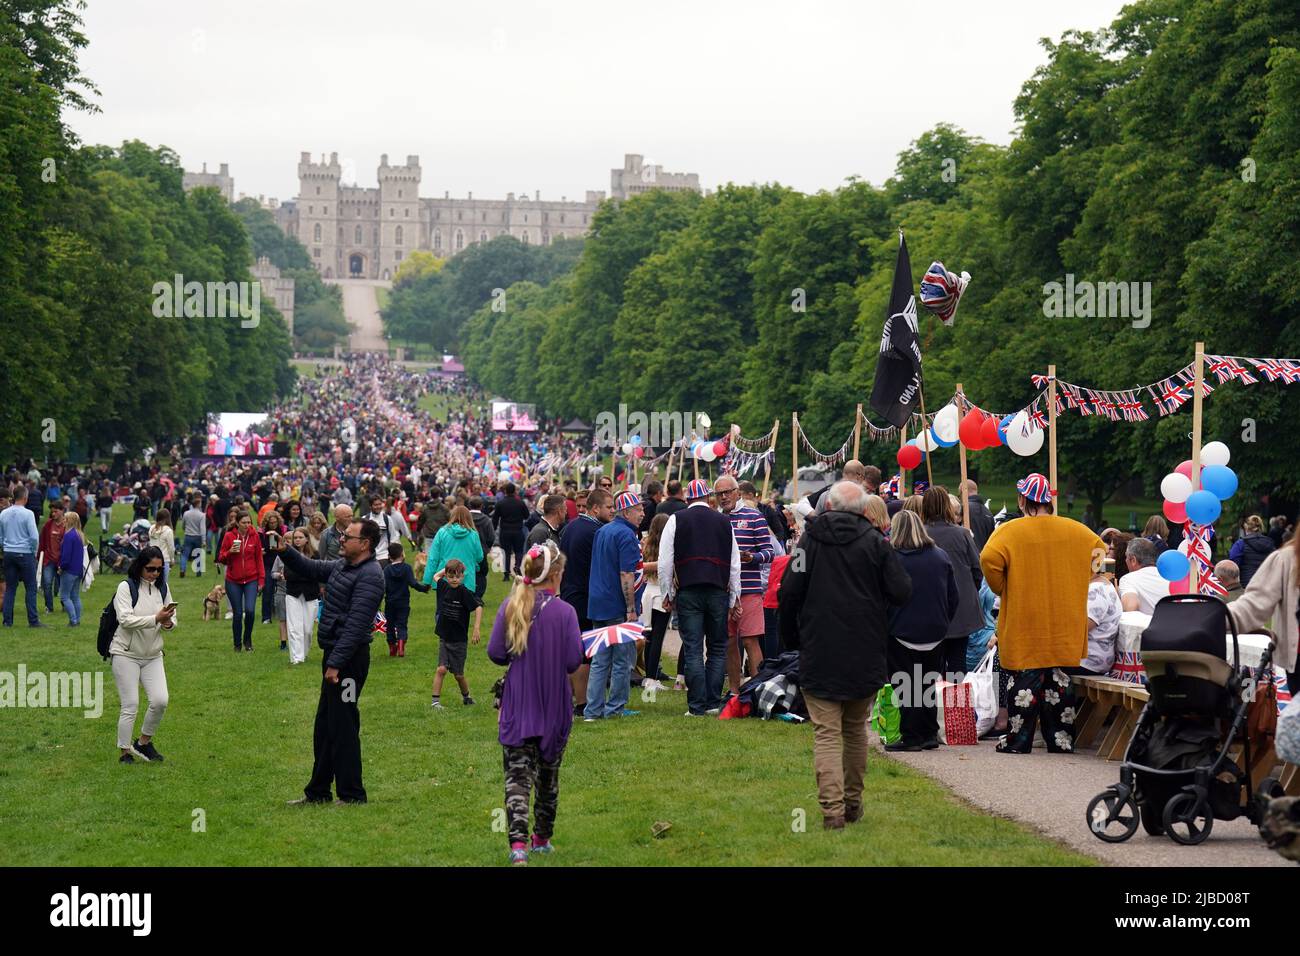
[899,424,909,495]
[791,412,799,504]
[760,417,779,503]
[956,383,970,530]
[1187,342,1205,594]
[1048,364,1059,516]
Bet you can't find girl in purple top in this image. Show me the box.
[488,541,584,866]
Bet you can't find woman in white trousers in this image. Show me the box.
[110,547,175,763]
[281,528,319,665]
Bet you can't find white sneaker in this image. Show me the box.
[224,611,233,620]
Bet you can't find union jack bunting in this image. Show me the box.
[1249,358,1291,383]
[1175,366,1214,397]
[1028,403,1049,430]
[1120,390,1149,422]
[1030,373,1051,390]
[1154,378,1191,415]
[1204,356,1259,384]
[1280,360,1300,384]
[1074,387,1093,416]
[1061,384,1081,409]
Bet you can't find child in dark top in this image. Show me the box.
[431,558,483,708]
[385,542,430,658]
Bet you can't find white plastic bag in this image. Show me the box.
[80,544,95,592]
[1278,693,1300,766]
[962,646,998,737]
[489,546,505,573]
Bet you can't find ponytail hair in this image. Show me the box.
[503,541,566,657]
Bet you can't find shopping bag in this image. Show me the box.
[936,680,978,745]
[489,546,505,573]
[961,647,997,737]
[872,683,901,745]
[1277,694,1300,765]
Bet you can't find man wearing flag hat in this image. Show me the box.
[584,491,646,720]
[658,479,741,716]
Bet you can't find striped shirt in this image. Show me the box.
[726,506,774,595]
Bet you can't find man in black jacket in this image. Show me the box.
[492,482,530,581]
[779,481,912,830]
[279,518,385,805]
[960,479,996,551]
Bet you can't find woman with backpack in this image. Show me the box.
[109,546,175,764]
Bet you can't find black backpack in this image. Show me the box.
[97,577,168,660]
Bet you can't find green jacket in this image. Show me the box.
[423,522,485,592]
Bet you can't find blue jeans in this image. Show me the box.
[207,529,218,556]
[179,535,204,575]
[226,579,259,648]
[585,621,638,718]
[59,570,82,625]
[41,561,60,612]
[3,553,39,626]
[676,585,729,715]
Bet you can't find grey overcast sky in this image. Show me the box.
[66,0,1127,203]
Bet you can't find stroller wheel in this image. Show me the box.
[1086,789,1139,843]
[1163,792,1213,845]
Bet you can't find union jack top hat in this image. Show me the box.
[1016,472,1053,504]
[614,490,641,512]
[686,479,712,500]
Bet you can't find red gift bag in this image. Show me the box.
[936,681,977,745]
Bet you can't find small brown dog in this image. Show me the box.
[202,584,227,620]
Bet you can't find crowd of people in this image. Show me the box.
[4,354,1299,859]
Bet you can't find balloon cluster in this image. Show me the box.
[1155,441,1236,586]
[895,403,1044,469]
[619,434,647,459]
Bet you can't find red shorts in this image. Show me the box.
[728,593,766,640]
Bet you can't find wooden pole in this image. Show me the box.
[853,404,863,462]
[899,424,909,495]
[663,441,675,489]
[1048,364,1059,516]
[956,383,970,530]
[760,418,779,503]
[1188,342,1205,593]
[676,437,686,485]
[792,412,800,503]
[917,382,934,487]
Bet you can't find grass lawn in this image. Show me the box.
[0,503,1093,867]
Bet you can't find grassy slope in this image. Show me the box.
[0,503,1092,867]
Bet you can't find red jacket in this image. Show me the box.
[219,528,266,588]
[763,553,790,610]
[40,519,66,567]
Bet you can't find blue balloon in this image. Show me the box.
[1200,464,1237,501]
[930,425,958,448]
[1185,489,1222,525]
[998,415,1014,445]
[1156,549,1191,582]
[631,435,643,446]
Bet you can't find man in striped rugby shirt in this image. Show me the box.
[714,475,774,697]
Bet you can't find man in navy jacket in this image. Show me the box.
[278,518,385,804]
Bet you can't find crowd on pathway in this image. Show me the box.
[5,355,1300,859]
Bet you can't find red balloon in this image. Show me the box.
[634,446,645,458]
[713,440,727,457]
[1175,459,1194,479]
[958,410,986,450]
[980,416,1001,447]
[1169,577,1190,595]
[1162,498,1187,524]
[897,445,923,470]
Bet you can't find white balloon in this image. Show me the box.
[698,444,717,462]
[1200,440,1230,468]
[915,428,939,452]
[931,404,960,444]
[1004,409,1044,456]
[621,442,634,455]
[1160,471,1193,504]
[696,413,712,431]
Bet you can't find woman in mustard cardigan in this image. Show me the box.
[980,474,1105,754]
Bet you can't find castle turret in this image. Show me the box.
[376,153,422,279]
[297,151,343,277]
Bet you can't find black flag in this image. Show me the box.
[869,231,923,428]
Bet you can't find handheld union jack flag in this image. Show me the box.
[372,610,388,634]
[580,622,645,659]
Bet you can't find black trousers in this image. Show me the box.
[888,640,943,747]
[305,643,371,802]
[644,608,671,681]
[500,529,525,576]
[939,636,969,682]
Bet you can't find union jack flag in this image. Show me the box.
[1074,388,1093,416]
[1279,360,1300,384]
[1176,367,1214,397]
[1155,379,1191,415]
[1120,391,1149,422]
[1030,373,1051,390]
[1060,384,1081,410]
[1249,358,1291,383]
[580,621,645,659]
[372,610,388,634]
[1028,404,1049,430]
[1207,356,1258,384]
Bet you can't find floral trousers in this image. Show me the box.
[997,667,1078,754]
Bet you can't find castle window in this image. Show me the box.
[561,213,565,223]
[404,208,410,217]
[457,211,462,221]
[435,210,440,220]
[323,206,328,215]
[313,247,321,258]
[398,189,403,198]
[523,214,528,223]
[313,224,321,242]
[395,225,403,246]
[542,231,549,245]
[480,231,487,244]
[390,208,394,218]
[502,213,506,223]
[373,228,379,243]
[395,251,403,262]
[434,230,442,250]
[482,212,487,221]
[544,212,549,223]
[455,230,464,251]
[309,205,313,214]
[522,232,530,244]
[355,225,362,244]
[316,186,320,195]
[583,214,588,224]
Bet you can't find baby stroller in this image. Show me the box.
[1086,593,1276,846]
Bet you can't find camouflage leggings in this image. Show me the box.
[502,739,564,845]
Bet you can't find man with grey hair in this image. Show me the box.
[780,478,911,829]
[1214,560,1244,603]
[1119,536,1169,613]
[811,461,869,515]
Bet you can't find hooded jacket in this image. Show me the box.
[218,527,265,588]
[423,522,486,593]
[1230,532,1276,587]
[778,511,912,700]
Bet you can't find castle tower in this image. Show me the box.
[297,151,342,277]
[377,153,422,280]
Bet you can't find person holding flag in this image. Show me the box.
[583,491,646,720]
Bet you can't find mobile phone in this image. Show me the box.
[163,602,178,612]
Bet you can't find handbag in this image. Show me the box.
[936,680,978,745]
[961,647,998,736]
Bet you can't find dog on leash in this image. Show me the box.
[202,583,227,621]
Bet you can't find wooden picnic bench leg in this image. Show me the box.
[1097,693,1131,759]
[1074,694,1114,751]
